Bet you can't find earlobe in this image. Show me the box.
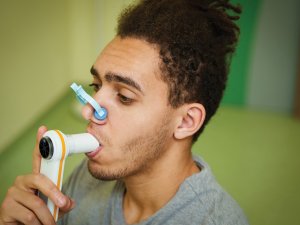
[174,104,206,140]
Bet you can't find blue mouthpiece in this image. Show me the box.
[70,82,107,120]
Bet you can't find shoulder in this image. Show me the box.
[179,155,249,225]
[147,156,249,225]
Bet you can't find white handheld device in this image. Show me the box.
[38,130,99,221]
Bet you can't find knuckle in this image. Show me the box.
[34,198,45,208]
[33,173,41,182]
[37,174,58,197]
[6,187,15,196]
[14,175,23,185]
[42,177,55,191]
[24,211,36,224]
[37,173,47,181]
[49,183,57,193]
[33,173,44,185]
[1,197,12,210]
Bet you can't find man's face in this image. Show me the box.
[84,37,177,180]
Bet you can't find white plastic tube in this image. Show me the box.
[38,130,99,221]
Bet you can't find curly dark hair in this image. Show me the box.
[117,0,241,142]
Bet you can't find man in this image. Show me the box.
[0,0,249,224]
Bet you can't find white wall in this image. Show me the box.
[0,0,134,153]
[0,0,71,153]
[93,0,133,54]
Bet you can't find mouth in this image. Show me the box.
[85,145,102,158]
[86,126,103,159]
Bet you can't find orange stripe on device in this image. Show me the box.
[53,130,66,220]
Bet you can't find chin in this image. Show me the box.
[87,159,128,181]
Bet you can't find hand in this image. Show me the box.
[0,126,76,225]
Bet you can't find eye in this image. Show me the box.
[117,93,134,105]
[89,83,101,92]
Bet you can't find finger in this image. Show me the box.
[58,197,76,218]
[1,196,42,225]
[9,187,55,225]
[14,174,67,209]
[32,125,48,173]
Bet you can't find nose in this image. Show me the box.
[81,103,93,120]
[82,103,107,124]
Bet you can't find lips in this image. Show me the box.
[85,146,102,158]
[86,126,103,158]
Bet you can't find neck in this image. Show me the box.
[122,140,200,224]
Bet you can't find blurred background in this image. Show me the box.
[0,0,299,224]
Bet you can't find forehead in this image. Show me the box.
[93,37,164,90]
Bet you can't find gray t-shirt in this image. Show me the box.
[58,156,249,225]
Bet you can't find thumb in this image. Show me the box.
[32,125,48,173]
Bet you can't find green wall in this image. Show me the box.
[222,0,261,105]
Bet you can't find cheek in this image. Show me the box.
[107,111,157,146]
[117,109,172,142]
[105,91,172,145]
[113,116,152,141]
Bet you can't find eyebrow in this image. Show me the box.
[90,66,144,94]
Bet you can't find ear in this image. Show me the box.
[174,103,206,140]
